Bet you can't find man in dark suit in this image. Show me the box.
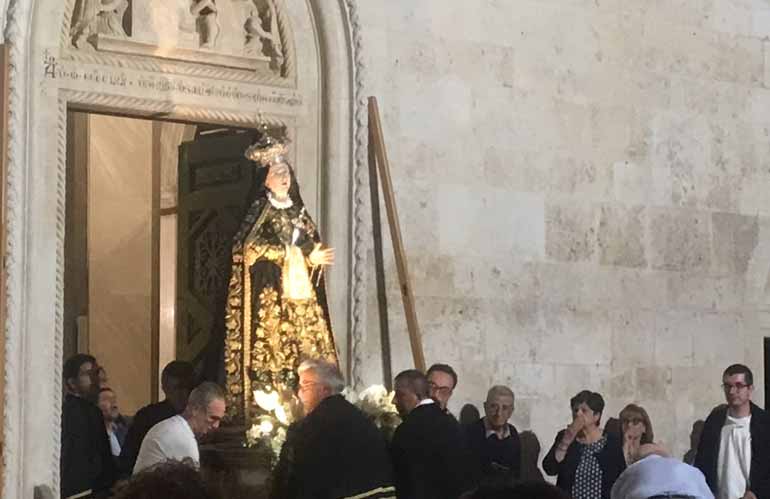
[465,385,521,487]
[271,358,395,499]
[390,369,471,499]
[695,364,770,499]
[61,354,117,498]
[118,360,194,477]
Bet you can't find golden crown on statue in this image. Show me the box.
[245,121,289,167]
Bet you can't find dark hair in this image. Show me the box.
[63,353,96,383]
[161,361,195,389]
[112,459,218,499]
[394,369,430,400]
[427,363,458,389]
[459,403,481,426]
[570,390,605,417]
[724,364,753,386]
[472,481,569,499]
[619,403,654,444]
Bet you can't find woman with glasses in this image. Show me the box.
[618,404,654,466]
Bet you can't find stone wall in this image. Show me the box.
[356,1,770,461]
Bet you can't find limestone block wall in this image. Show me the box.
[355,1,770,461]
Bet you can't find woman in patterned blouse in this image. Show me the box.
[543,391,626,499]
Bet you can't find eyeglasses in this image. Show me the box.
[428,382,453,395]
[622,417,644,425]
[722,382,750,392]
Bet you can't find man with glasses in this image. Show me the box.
[427,363,458,414]
[271,359,395,499]
[694,364,770,499]
[61,353,117,498]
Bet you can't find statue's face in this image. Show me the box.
[266,162,291,199]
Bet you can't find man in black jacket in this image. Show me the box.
[695,364,770,499]
[61,354,117,498]
[465,385,521,487]
[270,358,395,499]
[390,369,471,499]
[118,360,194,476]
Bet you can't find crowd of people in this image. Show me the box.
[60,353,769,499]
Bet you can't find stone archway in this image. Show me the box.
[0,0,369,496]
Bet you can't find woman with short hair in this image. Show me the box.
[543,390,625,499]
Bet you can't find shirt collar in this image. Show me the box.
[483,416,511,439]
[268,191,293,209]
[417,398,435,407]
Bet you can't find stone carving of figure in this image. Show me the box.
[244,0,284,71]
[70,0,128,49]
[222,130,338,422]
[190,0,221,49]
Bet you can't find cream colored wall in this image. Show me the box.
[357,1,770,462]
[88,114,154,415]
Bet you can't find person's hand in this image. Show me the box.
[567,413,586,435]
[636,443,669,461]
[742,491,757,499]
[309,244,335,266]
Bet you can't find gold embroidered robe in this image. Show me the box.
[224,197,337,421]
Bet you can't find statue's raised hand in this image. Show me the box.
[309,244,335,266]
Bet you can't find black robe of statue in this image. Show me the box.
[217,166,337,422]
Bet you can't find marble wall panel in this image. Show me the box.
[356,0,770,467]
[711,212,760,275]
[545,202,599,263]
[648,208,712,272]
[598,204,647,268]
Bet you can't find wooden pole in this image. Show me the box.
[367,97,425,372]
[367,119,393,389]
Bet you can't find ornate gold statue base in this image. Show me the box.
[200,426,272,499]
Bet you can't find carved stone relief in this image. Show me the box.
[70,0,129,49]
[69,0,288,75]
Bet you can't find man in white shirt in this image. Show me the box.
[695,364,770,499]
[132,382,226,474]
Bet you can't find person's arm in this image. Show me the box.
[542,430,567,476]
[61,403,96,498]
[511,427,522,480]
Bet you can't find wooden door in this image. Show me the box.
[176,129,258,364]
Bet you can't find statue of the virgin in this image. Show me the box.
[223,129,338,421]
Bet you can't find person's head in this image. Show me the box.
[183,382,226,437]
[393,369,430,417]
[459,403,481,426]
[63,353,98,398]
[161,361,195,414]
[98,387,120,424]
[297,358,345,415]
[426,363,457,410]
[484,385,515,431]
[619,403,653,444]
[265,161,292,199]
[722,363,754,411]
[570,390,604,430]
[112,459,218,499]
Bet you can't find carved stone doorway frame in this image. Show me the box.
[0,1,369,496]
